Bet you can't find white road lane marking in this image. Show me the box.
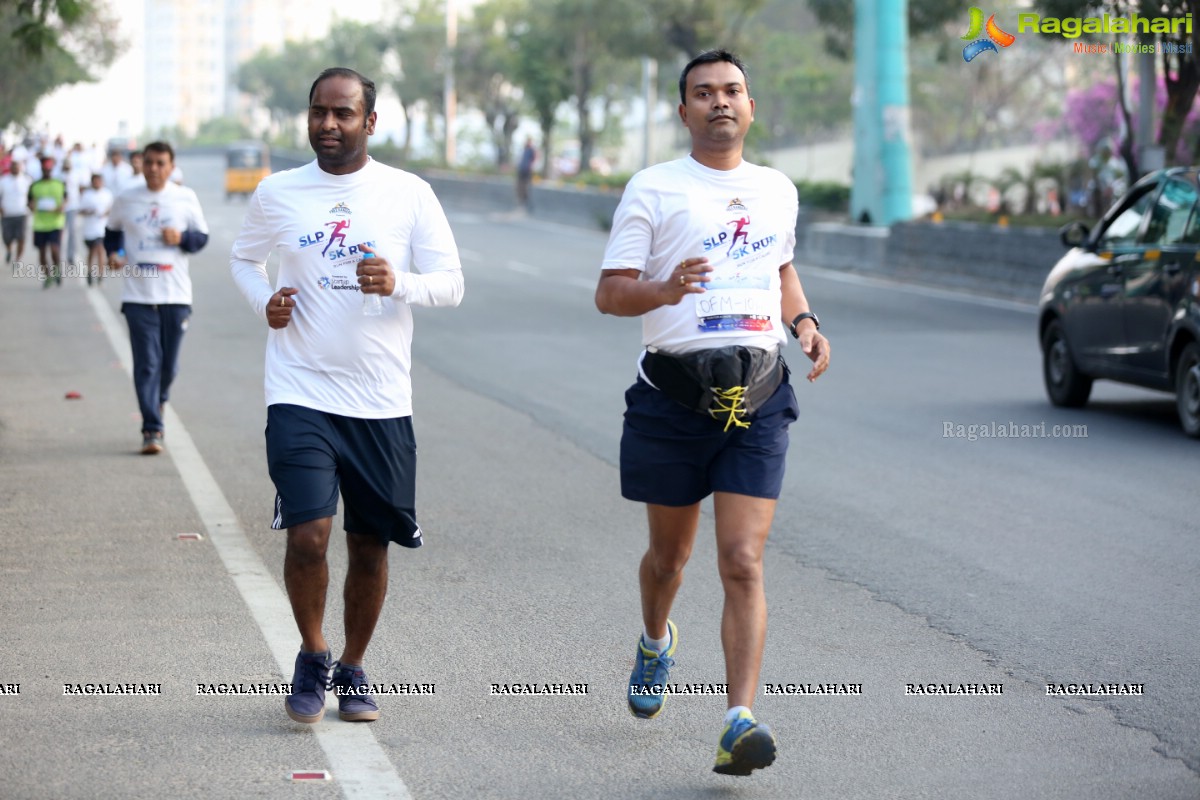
[86,289,413,800]
[506,260,540,275]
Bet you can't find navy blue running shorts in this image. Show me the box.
[33,229,62,248]
[620,374,800,507]
[265,403,422,548]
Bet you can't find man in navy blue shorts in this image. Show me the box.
[230,68,463,724]
[595,49,830,775]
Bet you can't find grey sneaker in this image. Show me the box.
[141,432,163,455]
[331,662,380,721]
[286,650,332,724]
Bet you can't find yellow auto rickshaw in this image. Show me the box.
[224,140,271,199]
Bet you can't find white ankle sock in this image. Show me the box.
[725,705,751,725]
[642,627,670,654]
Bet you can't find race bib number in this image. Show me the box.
[695,266,774,332]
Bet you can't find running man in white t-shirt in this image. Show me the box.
[105,142,210,454]
[595,49,830,776]
[0,160,33,265]
[79,172,113,285]
[230,68,464,726]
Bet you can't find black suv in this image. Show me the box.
[1039,167,1200,437]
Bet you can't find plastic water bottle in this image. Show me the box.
[362,288,383,316]
[361,248,383,316]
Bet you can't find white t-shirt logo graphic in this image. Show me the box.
[322,218,350,257]
[727,216,751,257]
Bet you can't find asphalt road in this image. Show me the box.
[1,154,1197,799]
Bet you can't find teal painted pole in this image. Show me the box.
[877,0,912,224]
[851,0,880,223]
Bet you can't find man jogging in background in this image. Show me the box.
[1,160,32,266]
[29,156,66,287]
[106,141,210,454]
[100,147,133,196]
[79,172,113,285]
[595,49,830,776]
[229,67,464,725]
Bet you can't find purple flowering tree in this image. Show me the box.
[1055,76,1200,166]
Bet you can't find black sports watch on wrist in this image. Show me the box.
[789,311,820,338]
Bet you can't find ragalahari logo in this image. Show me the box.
[962,7,1016,62]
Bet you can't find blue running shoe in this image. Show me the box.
[627,619,677,719]
[286,650,331,724]
[713,709,776,775]
[331,662,380,722]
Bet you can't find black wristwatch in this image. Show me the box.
[789,312,820,338]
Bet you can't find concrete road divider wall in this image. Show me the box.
[418,170,623,231]
[804,219,1062,303]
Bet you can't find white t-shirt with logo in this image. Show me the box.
[107,181,209,305]
[602,155,798,355]
[229,158,464,419]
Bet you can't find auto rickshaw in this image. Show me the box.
[224,140,271,199]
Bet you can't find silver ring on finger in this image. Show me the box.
[679,274,686,286]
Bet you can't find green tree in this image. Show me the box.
[906,17,1072,157]
[527,0,656,174]
[806,0,964,56]
[0,0,121,130]
[386,0,448,162]
[323,19,390,84]
[507,2,573,176]
[746,25,854,145]
[650,0,767,57]
[807,0,962,58]
[235,5,450,162]
[236,40,327,146]
[188,116,255,146]
[458,0,524,167]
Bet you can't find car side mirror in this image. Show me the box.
[1060,221,1090,249]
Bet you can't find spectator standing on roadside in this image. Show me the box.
[516,137,536,211]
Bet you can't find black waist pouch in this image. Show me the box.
[641,345,785,431]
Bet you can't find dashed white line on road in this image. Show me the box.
[85,289,413,800]
[506,260,540,275]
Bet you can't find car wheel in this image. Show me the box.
[1174,342,1200,438]
[1042,320,1093,407]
